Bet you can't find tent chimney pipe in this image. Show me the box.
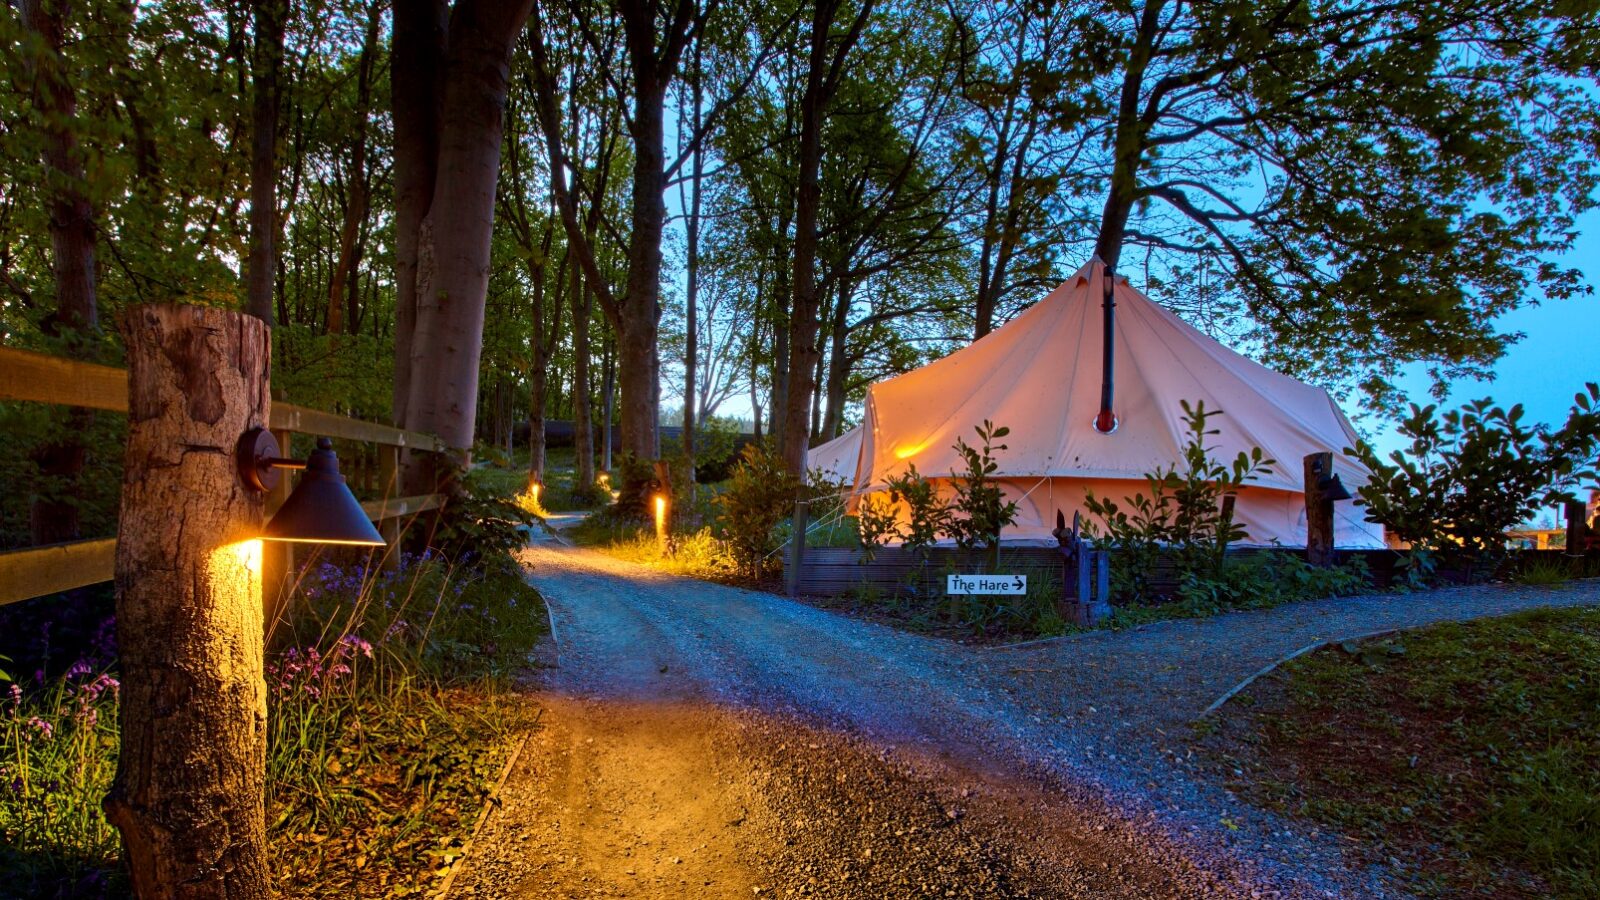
[1095,266,1117,433]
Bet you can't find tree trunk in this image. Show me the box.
[600,345,615,473]
[1092,1,1163,269]
[617,61,668,462]
[681,46,703,496]
[403,0,534,464]
[782,0,873,475]
[106,304,271,900]
[523,241,556,486]
[820,284,851,441]
[20,0,99,547]
[245,0,286,325]
[572,263,596,492]
[390,0,449,426]
[326,3,379,337]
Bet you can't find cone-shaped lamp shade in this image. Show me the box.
[262,438,386,546]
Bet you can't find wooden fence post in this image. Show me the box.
[786,500,810,597]
[262,426,294,628]
[1304,452,1335,567]
[379,443,401,571]
[1567,500,1589,554]
[104,304,271,898]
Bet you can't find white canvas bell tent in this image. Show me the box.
[847,259,1384,548]
[806,426,863,485]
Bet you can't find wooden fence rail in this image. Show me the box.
[0,346,449,607]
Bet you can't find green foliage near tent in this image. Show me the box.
[1350,384,1600,567]
[1084,401,1275,603]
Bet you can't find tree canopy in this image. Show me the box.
[2,0,1596,505]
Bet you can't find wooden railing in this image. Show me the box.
[0,346,449,606]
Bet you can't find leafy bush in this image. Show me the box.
[855,492,901,562]
[1351,386,1600,564]
[881,464,952,558]
[946,421,1020,565]
[1084,400,1275,602]
[714,444,800,577]
[431,469,538,563]
[1175,552,1368,615]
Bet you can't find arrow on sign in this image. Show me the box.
[1012,576,1024,590]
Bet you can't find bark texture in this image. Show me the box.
[781,0,873,475]
[403,0,533,453]
[245,0,286,325]
[390,0,449,426]
[106,304,272,899]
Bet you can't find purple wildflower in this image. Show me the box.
[339,634,374,658]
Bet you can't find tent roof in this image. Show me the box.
[855,259,1367,495]
[806,426,862,485]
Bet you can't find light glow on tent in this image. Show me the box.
[894,441,929,460]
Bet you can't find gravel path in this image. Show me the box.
[463,528,1600,899]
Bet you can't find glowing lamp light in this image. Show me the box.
[237,429,386,546]
[653,493,669,550]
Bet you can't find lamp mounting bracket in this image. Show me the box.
[237,428,306,493]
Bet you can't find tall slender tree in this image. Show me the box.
[391,0,535,487]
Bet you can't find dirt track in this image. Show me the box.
[449,531,1600,898]
[451,698,1216,899]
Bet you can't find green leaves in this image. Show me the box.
[1350,383,1600,563]
[715,443,802,577]
[946,419,1020,556]
[1084,400,1276,602]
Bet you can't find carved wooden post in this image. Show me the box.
[105,304,271,899]
[1304,452,1335,568]
[787,499,810,596]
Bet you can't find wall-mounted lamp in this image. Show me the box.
[237,429,385,546]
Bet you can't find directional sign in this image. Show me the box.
[946,573,1026,595]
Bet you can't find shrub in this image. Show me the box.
[855,492,901,562]
[882,464,950,558]
[946,421,1021,566]
[1175,552,1368,615]
[1350,386,1600,566]
[432,472,538,563]
[1084,400,1275,602]
[715,444,800,577]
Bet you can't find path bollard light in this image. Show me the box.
[237,428,386,546]
[654,493,669,553]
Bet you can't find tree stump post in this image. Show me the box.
[1566,500,1588,554]
[105,304,271,899]
[1304,452,1335,568]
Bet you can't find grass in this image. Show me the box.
[0,547,548,898]
[1194,604,1600,898]
[567,515,746,584]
